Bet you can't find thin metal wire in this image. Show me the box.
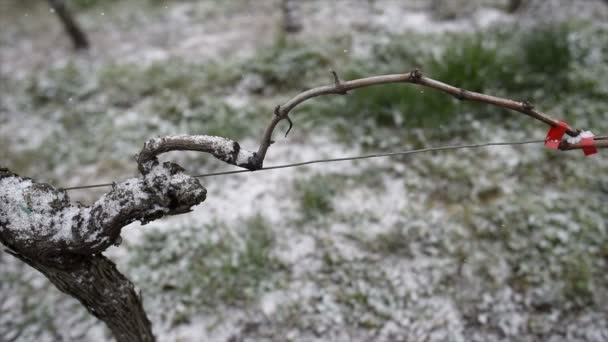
[60,139,545,191]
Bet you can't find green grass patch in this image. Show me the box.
[239,38,333,93]
[129,215,284,320]
[25,62,95,107]
[430,34,512,93]
[299,22,607,146]
[562,255,594,308]
[11,58,264,176]
[462,193,608,309]
[98,60,211,108]
[295,174,344,221]
[356,227,413,257]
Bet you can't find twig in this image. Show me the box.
[136,135,257,174]
[253,68,587,168]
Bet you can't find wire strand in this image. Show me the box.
[60,139,545,191]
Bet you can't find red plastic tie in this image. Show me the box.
[581,136,598,156]
[545,121,569,150]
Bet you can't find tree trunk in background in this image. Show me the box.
[47,0,90,50]
[507,0,524,13]
[281,0,302,33]
[8,251,155,342]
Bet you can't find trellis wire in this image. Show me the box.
[59,139,546,191]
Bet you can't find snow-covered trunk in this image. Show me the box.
[0,135,254,341]
[0,158,209,341]
[10,252,154,342]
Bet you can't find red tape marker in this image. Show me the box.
[581,136,598,156]
[545,121,569,150]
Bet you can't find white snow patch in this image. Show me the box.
[276,234,316,265]
[191,135,236,157]
[260,291,285,316]
[566,130,595,144]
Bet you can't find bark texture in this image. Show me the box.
[9,252,155,342]
[0,162,207,341]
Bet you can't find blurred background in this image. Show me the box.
[2,0,608,341]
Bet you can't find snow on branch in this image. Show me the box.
[137,135,258,173]
[0,163,206,258]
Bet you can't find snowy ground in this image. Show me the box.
[2,0,608,341]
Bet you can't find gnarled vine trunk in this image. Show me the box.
[0,157,211,341]
[0,135,254,340]
[9,252,154,341]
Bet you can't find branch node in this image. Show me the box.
[522,100,534,111]
[274,105,281,117]
[455,88,467,100]
[331,70,348,95]
[409,68,423,82]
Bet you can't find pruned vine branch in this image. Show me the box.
[136,68,605,173]
[253,68,605,169]
[136,135,258,173]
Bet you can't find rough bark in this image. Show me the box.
[0,162,206,258]
[0,161,207,341]
[47,0,90,50]
[8,251,154,342]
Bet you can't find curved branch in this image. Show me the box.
[254,69,586,167]
[136,135,257,173]
[132,70,600,172]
